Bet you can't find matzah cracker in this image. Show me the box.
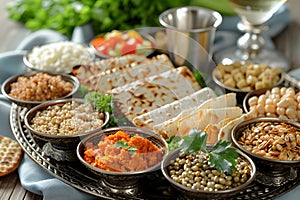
[0,136,23,176]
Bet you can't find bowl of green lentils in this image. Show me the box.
[161,146,256,199]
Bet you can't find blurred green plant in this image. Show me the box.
[7,0,235,38]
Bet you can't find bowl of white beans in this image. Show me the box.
[231,117,300,186]
[243,86,300,121]
[23,41,94,74]
[24,98,110,150]
[212,62,284,107]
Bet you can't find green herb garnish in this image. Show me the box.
[84,92,116,127]
[166,136,181,151]
[114,140,137,155]
[178,128,238,175]
[193,71,207,88]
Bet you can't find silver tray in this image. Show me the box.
[10,100,300,200]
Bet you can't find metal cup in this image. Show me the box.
[159,6,222,78]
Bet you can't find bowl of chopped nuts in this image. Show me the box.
[212,62,284,107]
[24,98,109,161]
[77,126,167,195]
[1,71,80,107]
[231,117,300,186]
[161,129,256,199]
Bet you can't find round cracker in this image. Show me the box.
[0,136,23,176]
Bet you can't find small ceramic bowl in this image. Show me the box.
[231,117,300,186]
[1,71,79,107]
[77,126,168,195]
[90,30,156,59]
[161,147,256,199]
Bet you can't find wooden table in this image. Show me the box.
[0,0,300,200]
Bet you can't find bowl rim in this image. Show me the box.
[161,147,257,195]
[212,66,285,93]
[1,71,80,105]
[231,116,300,164]
[23,42,95,74]
[76,126,168,175]
[24,98,110,139]
[90,29,156,59]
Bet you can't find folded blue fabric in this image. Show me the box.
[0,5,296,200]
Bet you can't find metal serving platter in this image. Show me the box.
[10,98,300,200]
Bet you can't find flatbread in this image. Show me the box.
[95,54,174,94]
[111,66,201,122]
[153,106,243,138]
[72,54,148,88]
[132,87,216,130]
[218,109,258,142]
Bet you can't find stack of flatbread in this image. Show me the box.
[72,53,255,143]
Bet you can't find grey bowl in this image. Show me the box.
[77,126,168,195]
[24,98,110,149]
[161,147,256,199]
[231,117,300,186]
[1,71,80,107]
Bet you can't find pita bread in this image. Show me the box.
[111,66,201,122]
[153,106,243,138]
[218,109,258,142]
[95,54,174,94]
[132,87,216,130]
[72,54,147,84]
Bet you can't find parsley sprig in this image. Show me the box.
[114,140,137,155]
[177,129,238,175]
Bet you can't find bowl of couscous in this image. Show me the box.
[1,71,80,107]
[76,126,167,194]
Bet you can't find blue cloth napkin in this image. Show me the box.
[0,5,299,200]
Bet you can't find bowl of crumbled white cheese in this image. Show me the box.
[23,41,94,74]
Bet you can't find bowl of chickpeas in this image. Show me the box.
[231,117,300,186]
[212,62,284,107]
[1,71,80,107]
[161,146,256,199]
[244,86,300,121]
[24,98,110,160]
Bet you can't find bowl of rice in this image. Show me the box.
[23,41,94,73]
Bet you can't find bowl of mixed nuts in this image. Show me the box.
[231,117,300,185]
[161,129,256,199]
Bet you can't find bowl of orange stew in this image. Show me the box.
[90,30,155,58]
[76,126,167,194]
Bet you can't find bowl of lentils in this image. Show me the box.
[24,98,109,150]
[1,71,79,107]
[161,135,256,199]
[231,117,300,185]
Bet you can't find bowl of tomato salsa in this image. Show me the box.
[76,126,167,194]
[90,30,155,58]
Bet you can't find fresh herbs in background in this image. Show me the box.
[169,129,238,175]
[114,140,137,155]
[7,0,189,38]
[7,0,236,38]
[84,92,116,127]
